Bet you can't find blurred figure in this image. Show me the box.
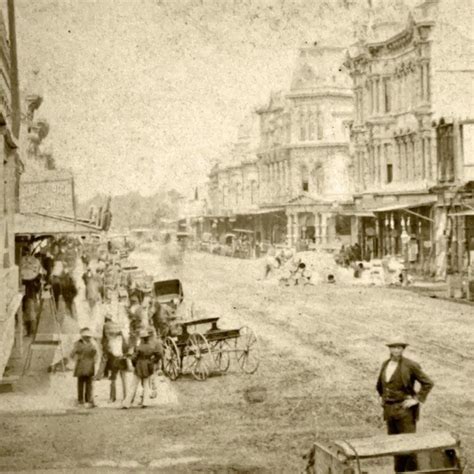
[61,269,78,318]
[83,267,102,310]
[22,274,42,337]
[50,258,64,309]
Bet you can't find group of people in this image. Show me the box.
[335,242,362,267]
[21,238,82,337]
[69,258,180,409]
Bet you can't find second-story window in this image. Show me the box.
[384,78,391,113]
[299,110,306,141]
[301,165,309,192]
[437,121,455,183]
[250,180,257,204]
[317,110,324,140]
[308,111,314,141]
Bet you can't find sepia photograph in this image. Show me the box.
[0,0,472,472]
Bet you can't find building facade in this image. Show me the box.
[345,0,474,278]
[206,44,355,250]
[0,0,23,379]
[256,45,354,248]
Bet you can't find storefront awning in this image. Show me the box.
[236,207,284,216]
[449,209,474,217]
[15,213,102,236]
[338,210,375,217]
[370,198,437,213]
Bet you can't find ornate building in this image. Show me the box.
[345,0,474,278]
[206,44,355,248]
[283,45,354,247]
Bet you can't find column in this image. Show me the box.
[424,63,430,103]
[285,160,291,198]
[293,213,300,245]
[419,64,424,104]
[321,214,328,244]
[287,213,294,247]
[429,129,436,180]
[370,79,375,115]
[280,162,284,197]
[270,163,275,200]
[413,135,419,180]
[401,137,407,180]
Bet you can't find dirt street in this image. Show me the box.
[1,249,473,473]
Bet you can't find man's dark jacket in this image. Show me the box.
[376,356,434,420]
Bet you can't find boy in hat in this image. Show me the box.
[122,328,161,409]
[376,337,434,472]
[70,327,99,408]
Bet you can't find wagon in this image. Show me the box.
[161,317,259,381]
[304,431,465,474]
[153,279,184,305]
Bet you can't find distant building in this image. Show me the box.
[345,0,474,278]
[206,44,355,249]
[277,45,354,248]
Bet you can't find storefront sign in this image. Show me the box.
[20,176,75,216]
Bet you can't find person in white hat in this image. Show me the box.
[376,337,434,472]
[103,323,129,403]
[70,327,99,408]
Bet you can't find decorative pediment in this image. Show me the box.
[286,194,319,206]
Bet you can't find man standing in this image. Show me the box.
[122,329,161,409]
[376,338,434,472]
[70,327,99,408]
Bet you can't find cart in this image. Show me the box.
[304,431,465,474]
[162,317,259,381]
[153,279,184,305]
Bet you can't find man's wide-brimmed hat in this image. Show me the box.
[386,337,408,348]
[80,327,93,338]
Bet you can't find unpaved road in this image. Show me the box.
[0,249,472,472]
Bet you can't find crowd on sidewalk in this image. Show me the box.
[20,235,181,409]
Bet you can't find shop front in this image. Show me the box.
[354,198,437,276]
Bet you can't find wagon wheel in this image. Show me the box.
[212,340,231,373]
[184,333,212,381]
[235,326,259,374]
[162,337,180,381]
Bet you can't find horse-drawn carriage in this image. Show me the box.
[153,279,259,381]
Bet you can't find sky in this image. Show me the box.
[13,0,411,201]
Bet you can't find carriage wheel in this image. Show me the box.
[212,340,231,373]
[184,333,212,381]
[162,337,180,381]
[235,326,259,374]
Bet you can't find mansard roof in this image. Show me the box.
[290,45,352,93]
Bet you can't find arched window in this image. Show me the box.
[308,110,315,141]
[317,109,324,140]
